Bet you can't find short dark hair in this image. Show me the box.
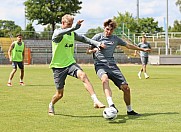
[16,34,22,37]
[104,19,117,29]
[142,35,147,38]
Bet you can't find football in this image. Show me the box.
[103,107,118,120]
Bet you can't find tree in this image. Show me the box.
[0,20,22,37]
[24,0,82,31]
[113,12,137,34]
[113,12,163,34]
[136,17,163,34]
[41,24,53,39]
[85,27,103,38]
[169,20,181,32]
[176,0,181,12]
[23,23,36,39]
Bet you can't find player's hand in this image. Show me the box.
[99,43,106,49]
[86,48,98,54]
[92,48,99,53]
[144,49,151,52]
[77,20,84,25]
[9,58,12,62]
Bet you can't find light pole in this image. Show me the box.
[24,7,27,30]
[137,0,139,24]
[165,0,169,55]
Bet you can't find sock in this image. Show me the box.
[8,79,12,83]
[138,71,141,75]
[107,97,114,107]
[127,105,132,112]
[144,73,148,76]
[91,94,99,103]
[49,102,53,108]
[20,79,23,82]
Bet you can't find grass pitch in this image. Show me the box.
[0,64,181,132]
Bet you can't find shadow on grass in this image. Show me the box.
[53,112,179,124]
[55,113,102,118]
[108,112,179,124]
[146,77,171,80]
[55,112,179,121]
[25,84,54,87]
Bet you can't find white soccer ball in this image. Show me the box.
[103,107,118,120]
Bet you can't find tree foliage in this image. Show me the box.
[136,17,163,33]
[24,0,82,31]
[41,24,53,39]
[112,12,163,34]
[23,23,36,39]
[113,12,137,33]
[0,20,22,37]
[169,20,181,32]
[85,27,103,38]
[176,0,181,12]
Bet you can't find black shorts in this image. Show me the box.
[95,63,128,89]
[12,61,24,69]
[52,63,82,90]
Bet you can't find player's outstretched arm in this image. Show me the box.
[125,44,151,52]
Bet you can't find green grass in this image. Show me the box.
[0,64,181,132]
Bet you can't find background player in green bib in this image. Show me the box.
[48,14,106,115]
[7,34,25,86]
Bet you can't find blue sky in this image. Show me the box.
[0,0,180,33]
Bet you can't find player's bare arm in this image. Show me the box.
[125,44,151,52]
[8,43,15,62]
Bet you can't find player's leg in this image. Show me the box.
[76,69,105,108]
[100,73,118,112]
[49,88,64,116]
[70,64,105,108]
[18,62,25,85]
[120,84,131,106]
[109,64,139,115]
[95,65,116,110]
[138,57,144,79]
[7,62,17,86]
[48,68,67,115]
[143,57,149,79]
[120,84,140,116]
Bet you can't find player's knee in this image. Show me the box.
[56,88,64,99]
[57,93,63,99]
[101,76,109,85]
[78,71,87,81]
[13,69,17,72]
[121,84,130,93]
[11,69,17,74]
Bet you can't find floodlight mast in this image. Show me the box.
[165,0,169,55]
[137,0,139,24]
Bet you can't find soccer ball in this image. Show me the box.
[103,107,118,120]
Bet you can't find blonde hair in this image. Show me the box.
[62,14,74,23]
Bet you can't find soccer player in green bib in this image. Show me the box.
[48,14,106,115]
[7,34,25,86]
